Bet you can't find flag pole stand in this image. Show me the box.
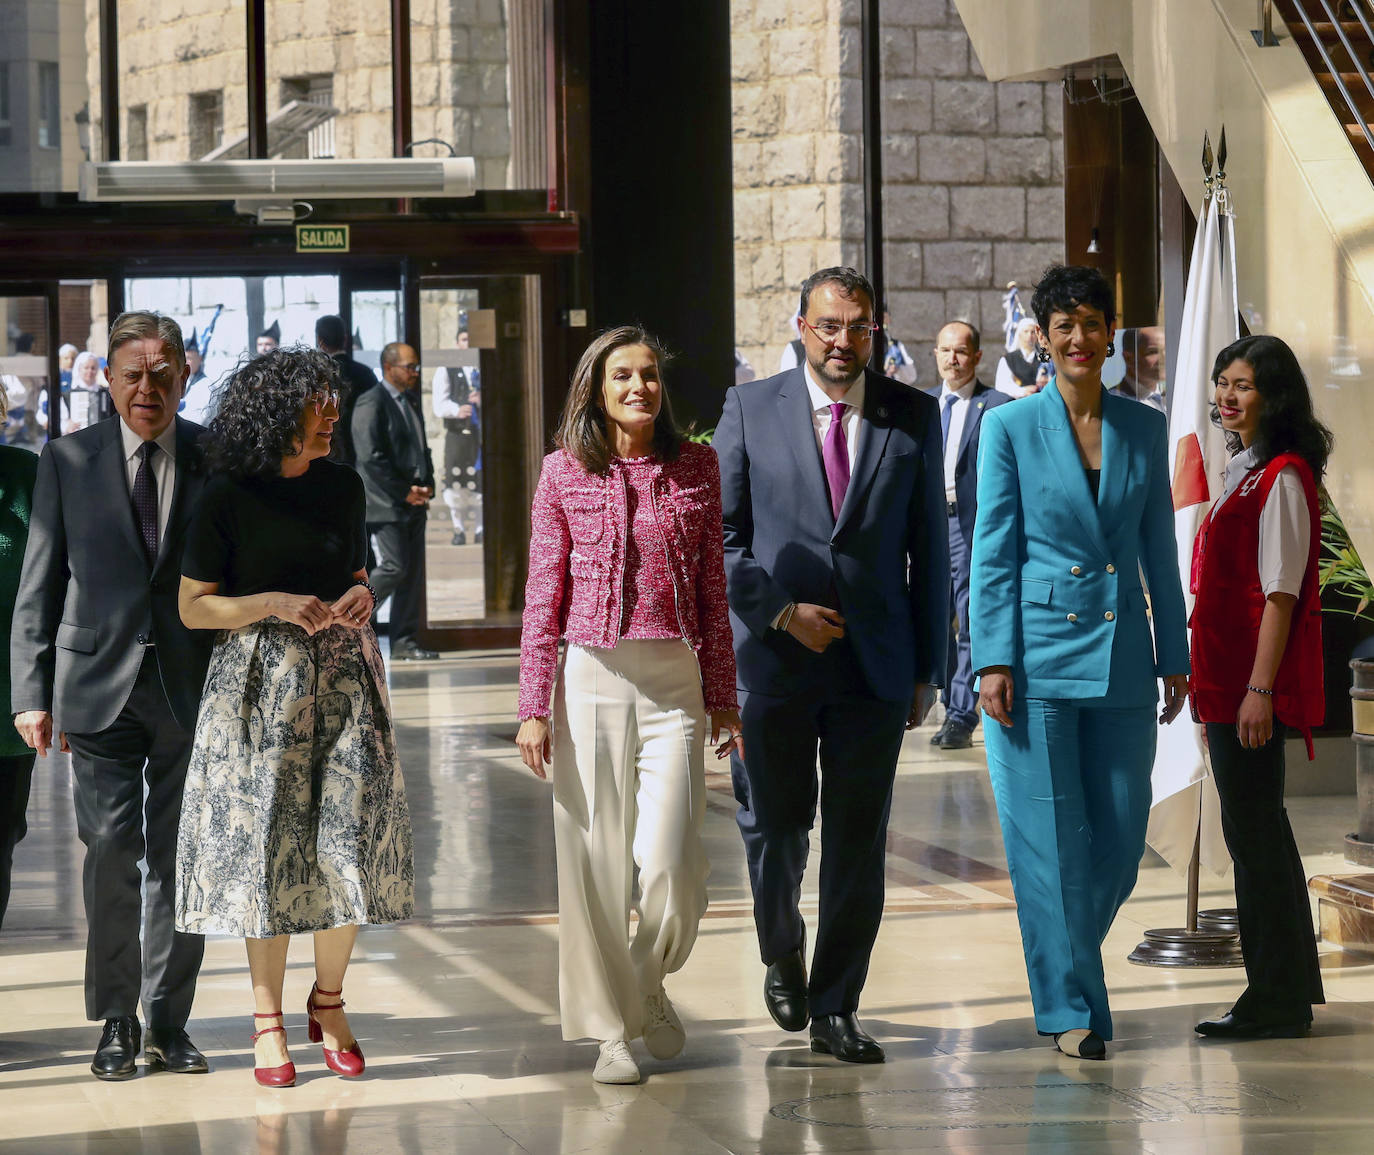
[1129,823,1244,967]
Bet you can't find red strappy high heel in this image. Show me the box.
[306,983,365,1077]
[252,1011,296,1087]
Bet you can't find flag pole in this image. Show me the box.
[1129,129,1244,968]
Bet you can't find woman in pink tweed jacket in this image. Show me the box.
[516,326,742,1086]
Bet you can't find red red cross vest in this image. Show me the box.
[1188,451,1324,757]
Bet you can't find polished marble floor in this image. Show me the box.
[2,648,1372,1153]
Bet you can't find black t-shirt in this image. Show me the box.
[183,459,368,601]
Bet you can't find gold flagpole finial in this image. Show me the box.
[1202,132,1215,197]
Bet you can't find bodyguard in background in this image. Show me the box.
[316,313,377,468]
[929,320,1009,751]
[970,266,1189,1061]
[0,387,37,931]
[11,312,213,1079]
[714,266,947,1064]
[352,341,438,661]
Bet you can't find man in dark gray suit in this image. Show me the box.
[11,312,213,1079]
[713,268,948,1063]
[352,340,438,660]
[930,320,1011,750]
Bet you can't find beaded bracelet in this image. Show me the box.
[1245,684,1273,696]
[355,578,378,606]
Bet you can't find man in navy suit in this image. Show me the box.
[930,320,1011,750]
[713,267,948,1063]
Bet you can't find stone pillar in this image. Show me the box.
[505,0,546,188]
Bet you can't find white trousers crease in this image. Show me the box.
[552,640,709,1042]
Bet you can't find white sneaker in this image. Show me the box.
[642,990,685,1060]
[593,1039,640,1084]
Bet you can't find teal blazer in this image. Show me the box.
[969,381,1188,706]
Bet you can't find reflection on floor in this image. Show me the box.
[2,648,1372,1153]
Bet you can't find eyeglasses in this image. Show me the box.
[799,317,880,343]
[397,362,421,373]
[310,389,340,414]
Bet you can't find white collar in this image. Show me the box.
[939,378,978,404]
[802,363,865,413]
[119,418,178,462]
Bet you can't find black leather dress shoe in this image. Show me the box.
[928,722,948,746]
[763,947,808,1032]
[92,1017,141,1080]
[145,1028,209,1074]
[1195,1012,1311,1039]
[810,1013,884,1063]
[939,722,974,750]
[391,643,440,661]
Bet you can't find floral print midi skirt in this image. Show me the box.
[175,620,414,937]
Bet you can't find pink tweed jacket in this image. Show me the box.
[518,443,739,720]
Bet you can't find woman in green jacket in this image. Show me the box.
[0,385,39,929]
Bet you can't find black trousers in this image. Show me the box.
[1206,722,1325,1021]
[731,640,909,1017]
[0,751,37,930]
[370,511,426,647]
[64,654,205,1028]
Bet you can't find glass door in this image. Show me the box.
[0,286,58,449]
[418,274,545,631]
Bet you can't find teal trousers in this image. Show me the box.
[983,698,1156,1040]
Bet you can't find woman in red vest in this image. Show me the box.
[1190,333,1332,1039]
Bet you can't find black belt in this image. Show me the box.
[946,501,958,517]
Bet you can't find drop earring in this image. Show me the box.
[1035,347,1051,363]
[1106,341,1116,357]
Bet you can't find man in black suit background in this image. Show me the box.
[11,312,213,1079]
[316,313,377,468]
[929,320,1010,750]
[352,341,438,661]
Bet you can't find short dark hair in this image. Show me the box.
[1210,334,1333,480]
[108,311,186,368]
[315,314,347,351]
[554,326,684,475]
[205,348,341,478]
[1030,265,1116,330]
[380,341,408,368]
[798,267,876,319]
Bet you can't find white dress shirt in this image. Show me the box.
[770,368,866,629]
[802,364,864,472]
[119,418,178,545]
[1210,446,1311,597]
[939,379,977,503]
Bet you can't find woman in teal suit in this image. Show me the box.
[970,265,1190,1060]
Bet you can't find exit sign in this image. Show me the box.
[296,224,350,253]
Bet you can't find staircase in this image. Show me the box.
[1277,0,1374,174]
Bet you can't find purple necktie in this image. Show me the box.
[133,441,159,562]
[822,401,849,520]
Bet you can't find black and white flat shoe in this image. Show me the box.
[1053,1028,1107,1060]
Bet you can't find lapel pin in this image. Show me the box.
[876,405,888,420]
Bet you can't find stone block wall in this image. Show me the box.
[731,0,1065,380]
[84,0,512,185]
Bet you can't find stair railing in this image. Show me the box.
[1291,0,1374,155]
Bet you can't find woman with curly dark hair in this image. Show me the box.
[173,348,413,1087]
[1190,334,1332,1040]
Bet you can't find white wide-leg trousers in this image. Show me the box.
[552,640,710,1042]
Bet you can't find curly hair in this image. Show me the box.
[1030,265,1116,330]
[204,347,341,478]
[1210,334,1333,480]
[554,326,684,474]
